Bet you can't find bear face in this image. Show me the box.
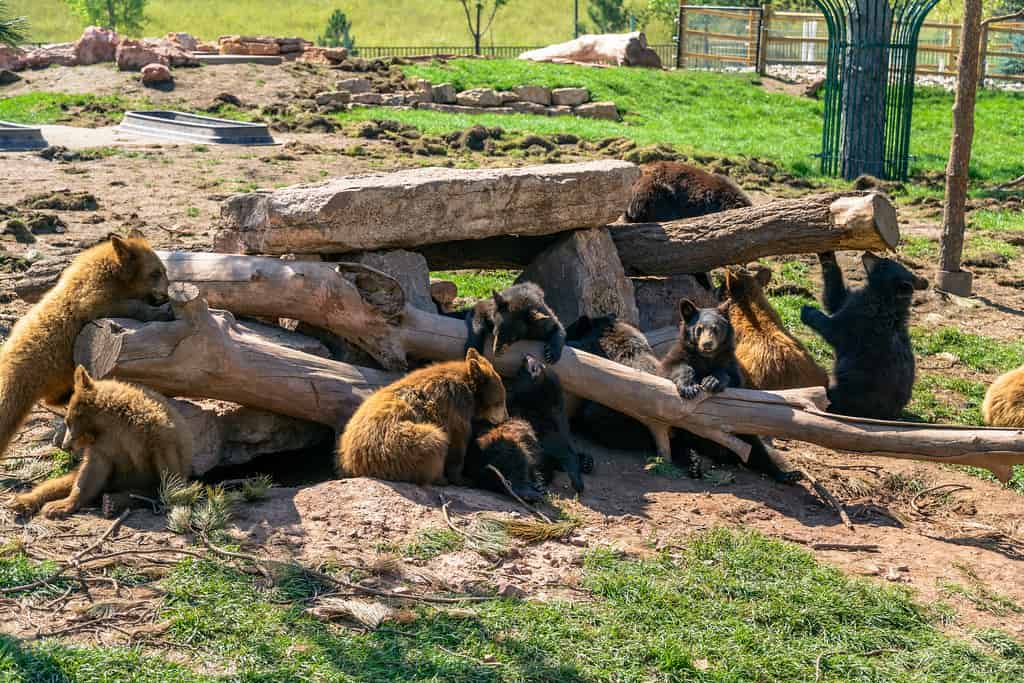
[680,299,734,358]
[109,231,170,306]
[862,252,928,307]
[466,348,509,426]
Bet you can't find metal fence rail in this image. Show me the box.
[355,43,678,63]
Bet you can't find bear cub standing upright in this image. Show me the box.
[464,283,566,364]
[9,367,192,519]
[659,299,800,483]
[337,349,508,486]
[801,251,927,419]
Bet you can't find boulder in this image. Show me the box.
[116,39,166,70]
[351,250,437,314]
[337,77,371,93]
[513,85,552,105]
[178,398,333,475]
[165,32,199,51]
[413,78,433,103]
[276,37,309,54]
[150,39,200,67]
[575,101,619,121]
[520,32,662,68]
[0,46,23,71]
[548,105,574,117]
[22,45,78,69]
[297,46,348,65]
[351,92,383,105]
[315,90,352,109]
[431,83,457,104]
[141,62,173,85]
[456,87,501,107]
[552,87,589,106]
[75,26,120,65]
[217,160,641,255]
[631,275,719,330]
[498,91,519,104]
[509,101,549,116]
[220,36,280,55]
[517,227,639,327]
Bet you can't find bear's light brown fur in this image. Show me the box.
[0,231,171,460]
[9,367,192,519]
[983,367,1024,427]
[337,348,509,486]
[722,265,829,391]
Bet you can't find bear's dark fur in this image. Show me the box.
[464,418,546,502]
[660,299,801,483]
[506,354,591,493]
[566,314,660,451]
[801,251,928,419]
[625,161,752,223]
[464,282,566,364]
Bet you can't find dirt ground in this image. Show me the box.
[1,62,1024,647]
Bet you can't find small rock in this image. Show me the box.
[26,214,67,235]
[497,90,519,104]
[456,87,501,107]
[513,85,552,105]
[430,83,457,104]
[140,62,173,85]
[575,101,620,121]
[551,87,589,106]
[509,101,548,115]
[495,581,526,599]
[351,92,383,105]
[412,78,433,103]
[315,90,351,110]
[337,77,371,94]
[0,69,21,86]
[547,105,574,117]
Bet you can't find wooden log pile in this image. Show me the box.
[58,161,1024,480]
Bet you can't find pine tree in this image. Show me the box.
[588,0,630,33]
[0,0,27,47]
[319,9,357,54]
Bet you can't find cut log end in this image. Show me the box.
[830,192,900,251]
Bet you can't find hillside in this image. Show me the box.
[9,0,677,45]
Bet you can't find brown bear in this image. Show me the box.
[0,230,171,461]
[337,348,509,486]
[983,367,1024,427]
[720,264,829,391]
[625,161,752,223]
[9,367,192,519]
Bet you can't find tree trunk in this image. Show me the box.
[75,278,1024,482]
[937,0,983,297]
[841,0,892,179]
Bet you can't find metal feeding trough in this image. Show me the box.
[0,121,47,151]
[119,111,275,145]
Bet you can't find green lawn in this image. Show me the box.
[9,0,677,45]
[3,528,1022,681]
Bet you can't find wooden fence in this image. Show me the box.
[677,4,1024,82]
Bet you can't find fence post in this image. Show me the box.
[978,23,990,87]
[677,1,688,69]
[757,5,771,75]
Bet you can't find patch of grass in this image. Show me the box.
[0,93,133,126]
[964,233,1019,260]
[432,269,517,305]
[644,457,686,479]
[942,562,1024,617]
[0,553,66,597]
[912,327,1024,373]
[971,209,1024,233]
[904,374,986,425]
[185,207,200,218]
[776,259,814,290]
[46,448,75,478]
[402,527,465,561]
[3,530,1024,680]
[899,235,940,260]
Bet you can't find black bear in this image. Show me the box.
[463,283,566,364]
[801,251,928,419]
[566,314,660,451]
[625,161,752,223]
[506,353,591,493]
[659,299,801,483]
[464,418,547,502]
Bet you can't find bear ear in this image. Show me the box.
[465,347,482,363]
[74,365,94,392]
[861,251,881,273]
[491,290,506,308]
[109,234,135,264]
[717,298,733,316]
[678,299,699,321]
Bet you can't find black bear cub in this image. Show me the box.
[505,353,591,493]
[464,283,566,364]
[659,299,800,483]
[801,251,928,419]
[464,418,547,502]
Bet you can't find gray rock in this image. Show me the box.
[498,90,519,104]
[547,105,574,117]
[575,101,620,120]
[351,92,383,105]
[631,275,719,330]
[455,87,501,107]
[413,78,433,103]
[551,87,589,106]
[337,77,371,93]
[350,249,437,313]
[315,90,351,108]
[431,82,457,104]
[509,101,549,115]
[513,85,552,105]
[517,227,639,327]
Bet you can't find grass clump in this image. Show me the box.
[432,269,517,305]
[0,93,134,126]
[402,527,464,561]
[912,328,1024,373]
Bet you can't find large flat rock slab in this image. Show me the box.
[215,160,640,255]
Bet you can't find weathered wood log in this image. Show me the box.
[611,192,900,275]
[74,283,398,427]
[519,31,662,68]
[215,161,640,255]
[75,274,1024,482]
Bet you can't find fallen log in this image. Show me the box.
[76,268,1024,482]
[215,161,640,255]
[414,192,899,273]
[610,192,900,275]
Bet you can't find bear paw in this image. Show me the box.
[40,499,78,520]
[578,451,595,475]
[686,450,704,480]
[7,494,39,516]
[700,375,722,393]
[677,383,702,400]
[543,341,563,364]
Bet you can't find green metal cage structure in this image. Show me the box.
[812,0,941,180]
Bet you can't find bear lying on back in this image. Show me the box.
[337,349,508,486]
[801,252,927,419]
[659,299,800,482]
[9,367,192,519]
[463,283,566,364]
